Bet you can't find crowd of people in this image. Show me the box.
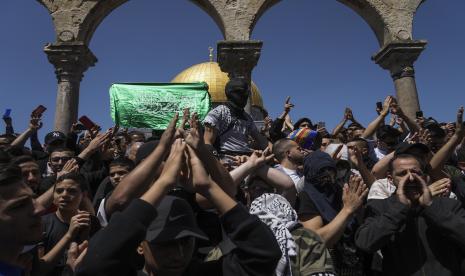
[1,78,465,276]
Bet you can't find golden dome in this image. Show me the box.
[171,61,264,108]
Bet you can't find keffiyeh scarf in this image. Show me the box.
[250,193,298,276]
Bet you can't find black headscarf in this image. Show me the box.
[302,151,342,224]
[225,78,249,120]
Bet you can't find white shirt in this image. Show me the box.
[275,164,303,192]
[368,178,458,200]
[97,198,109,227]
[368,178,396,200]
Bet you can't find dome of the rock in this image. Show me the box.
[171,61,264,108]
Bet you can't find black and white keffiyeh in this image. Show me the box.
[249,193,298,276]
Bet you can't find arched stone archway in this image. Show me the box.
[38,0,129,132]
[338,0,426,120]
[38,0,427,131]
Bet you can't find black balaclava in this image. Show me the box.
[225,78,250,113]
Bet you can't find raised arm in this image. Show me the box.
[390,100,420,134]
[185,113,236,198]
[371,151,395,179]
[105,114,178,217]
[301,175,368,247]
[3,114,14,135]
[10,116,42,148]
[77,131,111,161]
[229,149,274,186]
[348,146,376,186]
[187,144,282,275]
[332,110,349,137]
[76,140,186,276]
[362,96,392,139]
[30,130,44,152]
[429,107,465,177]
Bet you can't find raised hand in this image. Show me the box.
[56,158,79,179]
[344,108,354,121]
[86,131,112,153]
[396,173,413,207]
[414,173,432,207]
[180,108,190,129]
[186,145,211,194]
[342,175,368,214]
[247,148,274,169]
[406,132,420,144]
[29,116,43,131]
[159,113,179,147]
[428,178,451,197]
[261,116,272,134]
[67,211,91,239]
[156,138,186,187]
[381,96,394,116]
[389,99,404,117]
[454,106,464,138]
[284,96,294,113]
[419,128,433,148]
[348,145,363,169]
[185,112,204,150]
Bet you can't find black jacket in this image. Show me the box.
[355,196,465,276]
[76,199,281,276]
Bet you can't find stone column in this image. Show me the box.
[44,43,97,133]
[372,40,427,120]
[217,40,263,114]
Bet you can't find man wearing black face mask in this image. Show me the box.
[203,78,268,157]
[297,151,369,275]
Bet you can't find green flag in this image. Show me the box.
[110,82,211,129]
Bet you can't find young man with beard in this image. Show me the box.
[0,164,45,275]
[355,154,465,276]
[40,173,100,276]
[204,78,268,157]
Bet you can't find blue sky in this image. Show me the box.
[1,0,464,139]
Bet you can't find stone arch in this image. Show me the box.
[337,0,425,47]
[190,0,282,40]
[38,0,129,45]
[336,0,427,119]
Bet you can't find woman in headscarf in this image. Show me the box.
[296,151,368,276]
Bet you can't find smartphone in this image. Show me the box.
[3,109,11,118]
[416,111,424,118]
[376,102,383,110]
[32,105,47,117]
[317,121,326,128]
[78,115,97,130]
